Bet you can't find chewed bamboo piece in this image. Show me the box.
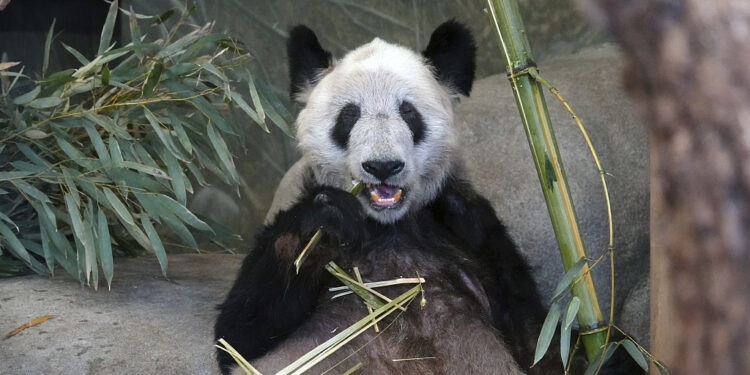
[329,277,427,299]
[294,181,365,274]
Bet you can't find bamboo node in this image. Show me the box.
[505,62,537,80]
[579,325,609,336]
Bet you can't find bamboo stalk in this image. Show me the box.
[485,0,606,361]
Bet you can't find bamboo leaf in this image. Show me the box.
[564,296,581,329]
[621,339,648,371]
[179,34,228,63]
[551,257,588,300]
[0,62,20,71]
[0,171,34,180]
[119,218,153,252]
[84,204,99,289]
[12,85,40,105]
[98,0,119,55]
[56,137,87,167]
[108,137,124,166]
[23,129,50,140]
[11,161,44,174]
[120,161,170,179]
[86,113,132,140]
[151,194,212,232]
[60,167,81,207]
[161,149,186,205]
[62,42,90,65]
[14,180,51,203]
[129,6,144,59]
[16,143,50,167]
[101,65,110,86]
[28,96,63,109]
[42,19,56,75]
[142,61,164,97]
[64,194,95,283]
[0,212,16,229]
[0,221,30,262]
[167,110,192,155]
[206,123,238,182]
[533,301,561,365]
[560,319,571,367]
[143,108,187,161]
[583,343,619,375]
[246,70,266,129]
[39,223,54,274]
[140,213,167,277]
[153,8,174,25]
[134,192,196,248]
[84,122,111,164]
[228,91,262,129]
[102,187,135,226]
[162,81,235,134]
[96,208,114,290]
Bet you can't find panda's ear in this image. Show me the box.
[287,25,333,102]
[422,20,476,97]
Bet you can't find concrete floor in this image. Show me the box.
[0,254,242,375]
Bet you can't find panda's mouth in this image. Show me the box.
[366,183,404,208]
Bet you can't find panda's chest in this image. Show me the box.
[251,244,520,375]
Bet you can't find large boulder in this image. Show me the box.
[456,43,649,342]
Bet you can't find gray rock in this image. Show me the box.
[0,255,240,375]
[456,43,649,342]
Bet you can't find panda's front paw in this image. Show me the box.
[300,187,366,250]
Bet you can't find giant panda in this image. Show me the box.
[214,21,640,375]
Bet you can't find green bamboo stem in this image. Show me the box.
[485,0,606,361]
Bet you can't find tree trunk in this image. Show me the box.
[594,0,750,373]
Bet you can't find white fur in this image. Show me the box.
[295,38,459,223]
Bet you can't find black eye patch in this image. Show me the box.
[332,103,361,149]
[399,101,425,144]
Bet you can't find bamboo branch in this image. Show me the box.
[485,0,606,361]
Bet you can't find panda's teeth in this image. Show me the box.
[393,189,402,202]
[370,190,381,202]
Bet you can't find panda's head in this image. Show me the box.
[288,21,476,224]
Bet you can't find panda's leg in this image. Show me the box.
[214,187,366,375]
[434,180,645,373]
[432,180,551,370]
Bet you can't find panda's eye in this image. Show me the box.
[332,103,361,149]
[399,101,425,144]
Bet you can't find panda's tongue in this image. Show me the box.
[368,184,403,206]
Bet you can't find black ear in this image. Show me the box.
[422,20,476,96]
[287,25,333,101]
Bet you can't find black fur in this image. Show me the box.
[217,21,642,375]
[422,20,477,96]
[287,25,332,99]
[214,176,644,374]
[332,103,361,149]
[214,186,365,374]
[399,101,426,144]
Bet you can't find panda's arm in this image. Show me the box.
[214,187,365,374]
[433,179,548,368]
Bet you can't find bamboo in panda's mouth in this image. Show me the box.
[366,183,403,206]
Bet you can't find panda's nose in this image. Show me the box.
[362,160,405,181]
